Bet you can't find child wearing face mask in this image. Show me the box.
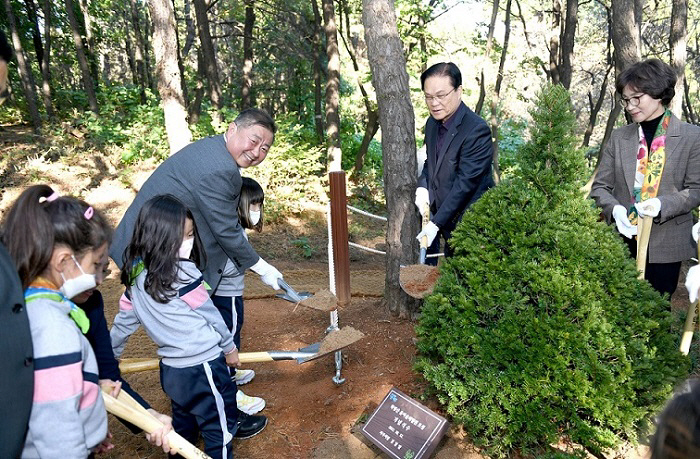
[1,185,110,458]
[212,177,266,415]
[111,194,267,459]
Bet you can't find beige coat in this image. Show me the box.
[590,114,700,263]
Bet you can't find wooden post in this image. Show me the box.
[329,171,351,306]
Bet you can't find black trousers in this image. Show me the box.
[624,237,682,299]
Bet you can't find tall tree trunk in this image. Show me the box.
[311,0,325,143]
[548,0,561,85]
[40,0,54,119]
[490,0,511,185]
[611,0,641,76]
[669,0,686,116]
[23,0,44,71]
[4,0,42,132]
[188,48,205,124]
[123,7,139,86]
[193,0,223,125]
[130,0,148,104]
[559,0,577,89]
[182,0,196,57]
[339,0,378,175]
[581,64,612,147]
[362,0,420,318]
[65,0,98,113]
[77,0,98,84]
[241,0,255,110]
[322,0,342,172]
[475,0,499,116]
[148,0,192,154]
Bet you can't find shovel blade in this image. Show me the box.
[399,264,439,299]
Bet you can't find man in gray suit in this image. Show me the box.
[110,108,283,294]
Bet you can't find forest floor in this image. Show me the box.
[1,123,689,458]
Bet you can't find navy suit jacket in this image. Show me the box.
[418,102,494,233]
[110,135,258,290]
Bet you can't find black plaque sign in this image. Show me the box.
[361,387,449,459]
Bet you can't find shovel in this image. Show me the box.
[119,326,365,374]
[276,278,313,303]
[101,388,210,459]
[399,204,440,298]
[680,230,700,355]
[636,214,653,280]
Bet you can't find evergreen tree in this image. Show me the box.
[416,84,689,458]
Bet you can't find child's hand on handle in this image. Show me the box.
[225,348,240,368]
[251,257,283,290]
[99,379,123,398]
[145,409,175,454]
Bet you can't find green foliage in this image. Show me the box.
[292,237,313,258]
[415,84,689,458]
[497,117,527,179]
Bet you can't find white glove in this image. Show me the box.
[416,221,440,247]
[612,205,637,239]
[415,187,429,212]
[251,258,283,290]
[686,265,700,303]
[635,198,661,218]
[692,221,700,243]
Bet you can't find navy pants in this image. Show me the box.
[160,354,239,459]
[212,295,244,350]
[623,237,682,299]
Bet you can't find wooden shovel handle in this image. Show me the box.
[636,215,653,280]
[120,352,277,374]
[101,390,211,459]
[420,204,430,250]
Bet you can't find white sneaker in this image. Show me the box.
[232,369,255,385]
[237,390,265,415]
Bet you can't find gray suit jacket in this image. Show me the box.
[590,114,700,263]
[110,135,258,289]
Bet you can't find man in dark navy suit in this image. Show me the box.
[415,62,494,263]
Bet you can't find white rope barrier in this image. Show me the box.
[346,205,387,222]
[348,241,385,255]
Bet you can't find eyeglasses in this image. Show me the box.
[424,87,456,103]
[619,94,644,108]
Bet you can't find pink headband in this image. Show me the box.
[38,191,60,203]
[84,206,94,220]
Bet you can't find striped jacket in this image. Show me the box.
[21,283,107,458]
[111,260,235,368]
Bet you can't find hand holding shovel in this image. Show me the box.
[400,204,439,298]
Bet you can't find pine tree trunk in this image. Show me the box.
[311,0,324,143]
[193,0,222,124]
[611,0,641,76]
[475,0,499,116]
[548,0,561,85]
[241,0,255,110]
[77,0,99,84]
[4,0,42,132]
[669,0,687,116]
[148,0,192,154]
[65,0,98,113]
[490,0,512,185]
[559,0,578,89]
[130,0,148,104]
[40,0,54,118]
[322,0,342,172]
[362,0,420,318]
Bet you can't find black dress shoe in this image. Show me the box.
[235,413,267,439]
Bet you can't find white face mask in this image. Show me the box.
[179,237,194,259]
[60,255,97,299]
[250,210,261,226]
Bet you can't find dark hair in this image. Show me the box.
[0,184,112,289]
[0,30,12,63]
[616,58,677,106]
[121,195,206,303]
[650,380,700,459]
[238,177,265,232]
[420,62,462,90]
[235,108,277,137]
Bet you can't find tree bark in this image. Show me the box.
[40,0,55,118]
[193,0,223,125]
[322,0,342,172]
[490,0,512,185]
[311,0,325,143]
[241,0,255,110]
[559,0,577,89]
[475,0,499,116]
[4,0,42,132]
[77,0,98,84]
[130,0,148,104]
[65,0,99,113]
[23,0,44,71]
[611,0,641,76]
[548,0,561,85]
[182,0,196,57]
[362,0,420,318]
[669,0,686,116]
[148,0,192,154]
